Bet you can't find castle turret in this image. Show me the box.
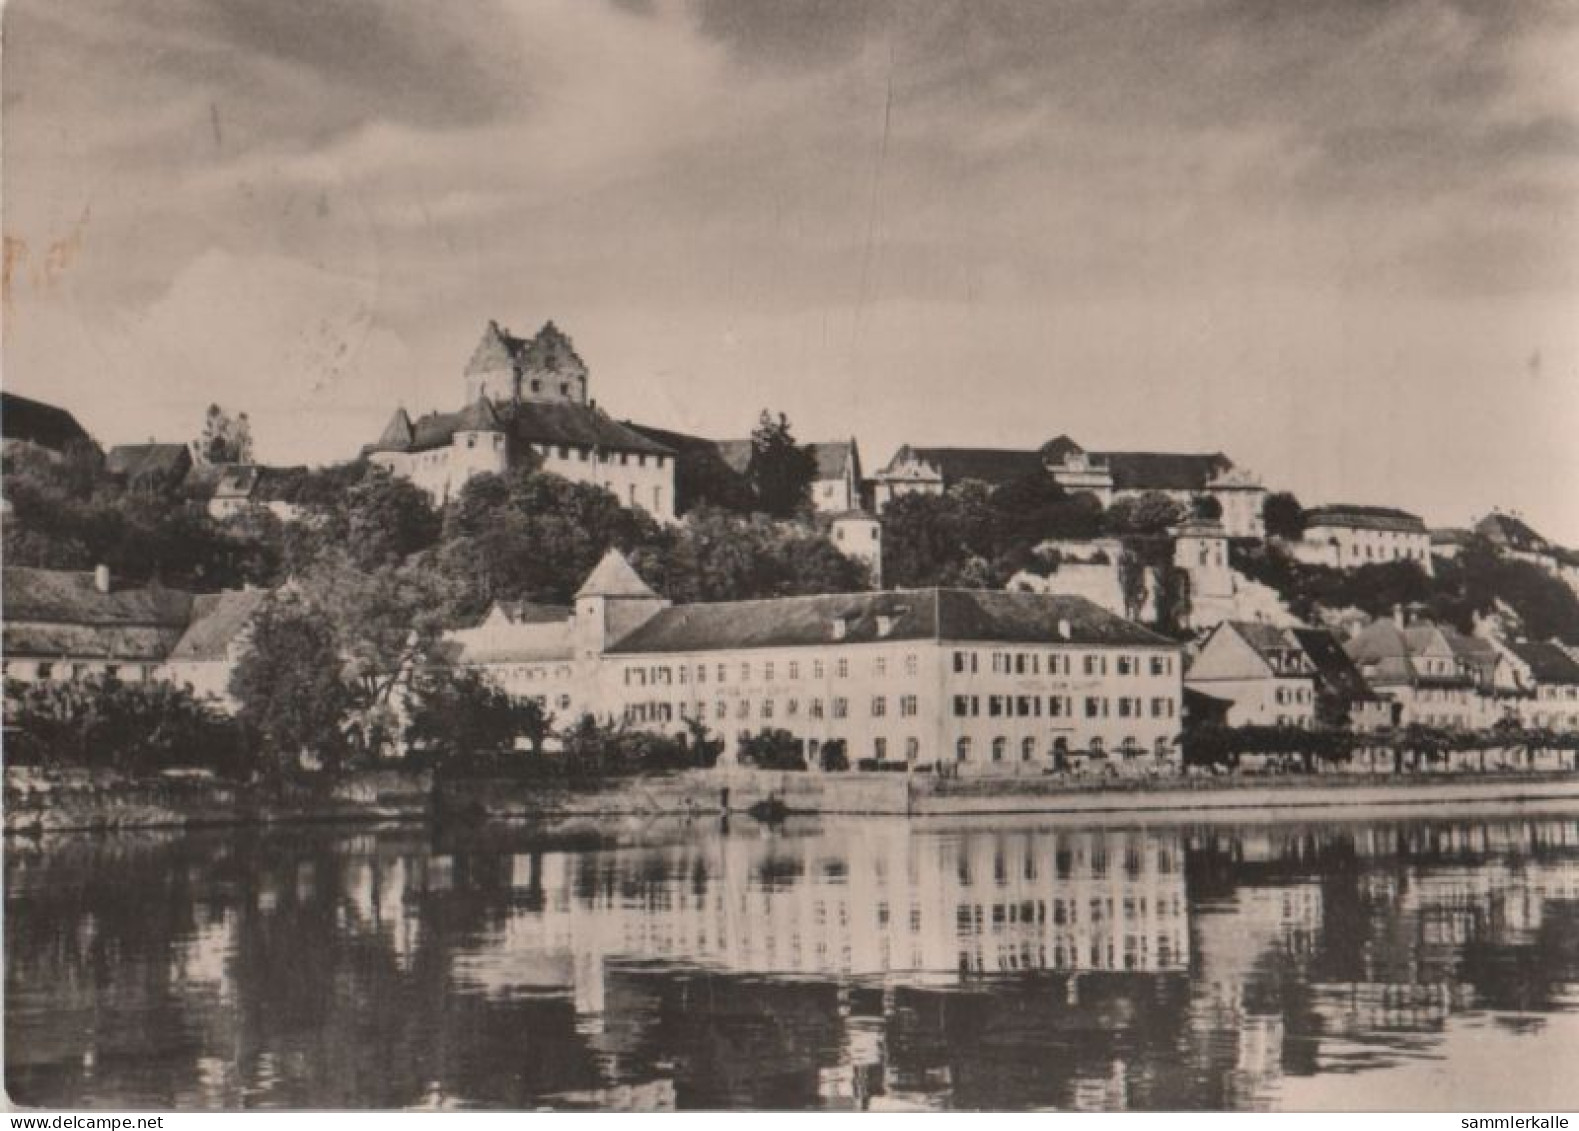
[572,549,668,659]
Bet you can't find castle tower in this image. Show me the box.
[463,319,590,407]
[572,549,669,660]
[831,512,883,588]
[450,396,510,488]
[1175,518,1233,602]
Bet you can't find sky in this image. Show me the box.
[4,0,1577,539]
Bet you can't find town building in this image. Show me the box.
[449,549,1185,770]
[1185,622,1320,728]
[367,320,676,520]
[1,565,192,686]
[162,589,272,708]
[1473,512,1579,593]
[105,442,193,493]
[1344,617,1513,729]
[1,391,95,459]
[829,511,882,587]
[206,465,305,523]
[1293,505,1433,575]
[1501,641,1579,731]
[872,435,1267,538]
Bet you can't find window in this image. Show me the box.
[1016,695,1034,717]
[836,658,849,678]
[953,695,971,717]
[905,654,918,676]
[1084,655,1105,676]
[832,697,849,719]
[810,699,825,719]
[737,700,751,719]
[1117,655,1134,676]
[1151,697,1168,717]
[1021,736,1036,761]
[992,737,1007,762]
[1050,696,1065,717]
[698,664,707,684]
[874,656,887,677]
[37,662,53,681]
[762,700,774,719]
[788,699,799,717]
[1119,698,1134,718]
[872,696,887,717]
[764,661,775,681]
[1015,654,1028,675]
[718,663,727,682]
[953,651,968,673]
[901,694,919,717]
[874,737,888,760]
[1085,696,1104,718]
[989,695,1004,718]
[740,662,751,681]
[1150,656,1169,676]
[814,660,825,679]
[789,661,800,679]
[957,737,972,762]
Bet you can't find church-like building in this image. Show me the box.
[366,320,677,521]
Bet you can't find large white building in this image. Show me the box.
[873,435,1268,538]
[366,321,677,520]
[449,549,1186,771]
[1293,505,1433,575]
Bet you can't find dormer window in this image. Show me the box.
[832,616,852,640]
[876,615,894,637]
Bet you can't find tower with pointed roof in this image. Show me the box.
[572,549,669,659]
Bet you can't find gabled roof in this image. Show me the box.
[373,408,415,451]
[2,566,194,660]
[575,550,660,600]
[1290,628,1378,702]
[457,396,504,431]
[1431,527,1474,547]
[714,439,755,476]
[1100,451,1232,492]
[1475,512,1552,554]
[609,588,1174,655]
[373,401,671,457]
[1,391,92,452]
[518,320,586,377]
[167,589,270,660]
[1506,641,1579,686]
[881,446,1043,487]
[106,443,192,481]
[490,600,573,626]
[804,441,860,482]
[1305,505,1427,534]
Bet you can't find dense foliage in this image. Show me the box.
[747,410,818,518]
[4,675,242,775]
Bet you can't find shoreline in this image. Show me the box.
[7,765,1579,835]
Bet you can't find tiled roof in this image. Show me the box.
[889,447,1044,487]
[1,392,92,452]
[1430,527,1474,546]
[2,566,193,660]
[1100,451,1231,492]
[168,589,269,660]
[1305,505,1427,534]
[609,588,1174,655]
[492,600,572,626]
[576,550,660,600]
[1290,628,1378,701]
[805,441,859,482]
[1506,641,1579,686]
[376,401,671,457]
[714,439,754,476]
[106,443,192,481]
[373,408,415,451]
[1475,512,1551,553]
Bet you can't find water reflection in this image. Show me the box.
[7,811,1579,1110]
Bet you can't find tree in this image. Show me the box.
[404,668,539,769]
[738,728,808,770]
[747,410,817,518]
[230,594,353,776]
[197,404,253,465]
[1117,547,1149,621]
[1191,494,1223,521]
[343,471,441,570]
[1104,491,1185,536]
[1263,491,1305,541]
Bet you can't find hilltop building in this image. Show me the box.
[873,435,1267,538]
[1185,621,1386,729]
[1,391,95,459]
[449,549,1185,770]
[366,320,676,519]
[1292,505,1433,575]
[1344,616,1516,729]
[105,443,193,493]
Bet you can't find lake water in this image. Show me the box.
[7,806,1579,1111]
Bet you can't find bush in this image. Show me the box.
[739,728,808,771]
[819,739,850,772]
[4,676,242,776]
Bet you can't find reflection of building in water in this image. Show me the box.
[449,826,1190,1022]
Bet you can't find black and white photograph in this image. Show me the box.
[3,0,1578,1117]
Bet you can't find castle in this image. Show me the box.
[366,321,677,520]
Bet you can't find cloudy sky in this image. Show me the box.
[4,0,1577,538]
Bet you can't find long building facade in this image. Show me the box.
[450,550,1186,771]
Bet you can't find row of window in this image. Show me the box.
[1273,685,1312,705]
[6,660,158,683]
[625,694,922,724]
[537,443,666,469]
[625,654,924,687]
[955,734,1172,761]
[953,694,1177,720]
[954,651,1173,677]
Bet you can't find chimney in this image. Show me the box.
[94,564,110,594]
